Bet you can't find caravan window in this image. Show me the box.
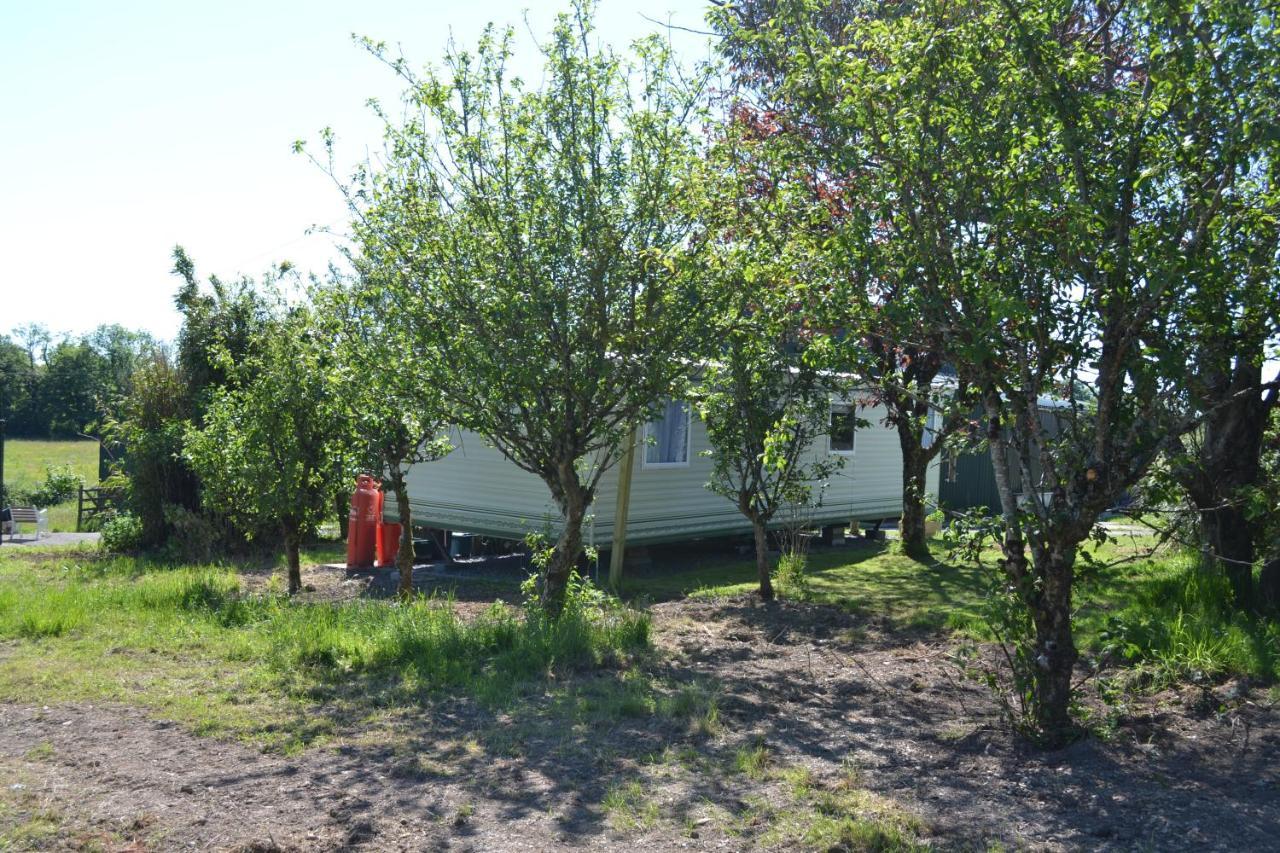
[830,408,857,454]
[644,399,690,467]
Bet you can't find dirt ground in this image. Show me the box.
[1,591,1277,851]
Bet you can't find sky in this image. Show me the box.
[0,0,715,342]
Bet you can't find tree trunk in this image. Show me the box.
[542,477,589,617]
[1179,358,1268,610]
[752,517,775,602]
[1259,557,1280,611]
[899,443,930,560]
[392,474,415,599]
[335,491,349,542]
[1199,504,1256,610]
[986,393,1077,744]
[282,520,302,594]
[1030,547,1079,746]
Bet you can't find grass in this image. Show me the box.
[2,529,1272,846]
[0,546,651,751]
[1079,551,1280,684]
[733,740,771,779]
[2,439,99,532]
[627,540,989,633]
[713,754,927,851]
[602,780,659,833]
[627,534,1280,685]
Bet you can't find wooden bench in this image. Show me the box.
[2,507,49,541]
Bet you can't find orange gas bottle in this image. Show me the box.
[377,522,403,567]
[345,474,380,569]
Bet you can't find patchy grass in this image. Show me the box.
[659,679,721,736]
[0,547,650,751]
[733,740,771,779]
[0,763,106,851]
[754,757,926,851]
[2,439,99,532]
[628,533,1279,685]
[708,754,928,851]
[602,780,660,833]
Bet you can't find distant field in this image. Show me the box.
[2,439,100,532]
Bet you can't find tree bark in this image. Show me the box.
[391,473,415,599]
[335,491,349,542]
[282,520,302,594]
[542,474,589,617]
[752,517,775,601]
[1199,503,1257,610]
[1030,547,1079,746]
[1179,357,1269,610]
[899,442,930,560]
[1259,557,1280,611]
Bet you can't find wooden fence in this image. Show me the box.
[77,486,123,532]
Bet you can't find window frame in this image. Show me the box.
[829,405,858,456]
[641,399,693,469]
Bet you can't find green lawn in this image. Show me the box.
[0,542,652,752]
[626,542,989,633]
[2,439,100,532]
[0,532,1274,757]
[625,536,1280,683]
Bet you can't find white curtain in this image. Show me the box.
[646,399,689,464]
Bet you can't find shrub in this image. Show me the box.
[1,484,34,508]
[161,503,224,563]
[29,464,83,508]
[100,513,144,553]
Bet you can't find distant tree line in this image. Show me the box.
[0,322,158,438]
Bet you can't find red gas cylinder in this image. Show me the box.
[346,474,380,569]
[377,522,403,567]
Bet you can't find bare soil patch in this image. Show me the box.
[1,595,1276,851]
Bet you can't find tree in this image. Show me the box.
[1158,21,1280,608]
[719,0,1279,744]
[85,324,158,407]
[185,297,351,593]
[690,109,844,601]
[11,323,51,371]
[1251,408,1280,608]
[171,246,273,414]
[106,349,199,548]
[711,0,982,560]
[963,0,1278,740]
[318,275,453,599]
[38,340,110,436]
[0,337,35,434]
[321,2,711,613]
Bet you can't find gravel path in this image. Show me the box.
[0,531,99,548]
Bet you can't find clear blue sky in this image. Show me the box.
[0,0,714,341]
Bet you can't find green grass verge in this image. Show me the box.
[0,548,650,752]
[2,439,100,532]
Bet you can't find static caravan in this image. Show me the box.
[399,398,940,548]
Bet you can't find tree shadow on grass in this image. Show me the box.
[235,592,1280,851]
